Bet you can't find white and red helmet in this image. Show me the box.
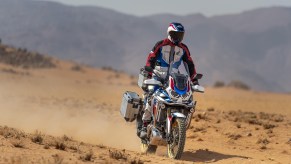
[167,22,185,44]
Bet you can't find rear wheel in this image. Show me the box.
[141,143,157,154]
[167,118,186,159]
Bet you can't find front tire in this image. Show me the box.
[167,118,186,159]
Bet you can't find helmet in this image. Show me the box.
[167,22,185,45]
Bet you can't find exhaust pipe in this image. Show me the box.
[149,126,167,146]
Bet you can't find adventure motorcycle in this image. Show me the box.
[120,61,204,159]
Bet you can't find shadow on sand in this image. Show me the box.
[181,149,250,163]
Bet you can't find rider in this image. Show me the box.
[140,22,198,139]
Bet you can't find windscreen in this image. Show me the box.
[169,61,190,78]
[172,73,188,90]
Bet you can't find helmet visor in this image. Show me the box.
[169,31,184,43]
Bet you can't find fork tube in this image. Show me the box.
[166,108,172,134]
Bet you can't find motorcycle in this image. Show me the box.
[120,61,204,159]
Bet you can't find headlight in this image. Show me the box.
[170,90,179,98]
[182,93,188,99]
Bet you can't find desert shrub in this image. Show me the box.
[195,112,208,120]
[31,130,43,144]
[11,139,25,148]
[257,138,270,145]
[263,123,276,129]
[193,126,207,133]
[71,64,83,72]
[188,134,198,139]
[227,80,250,90]
[97,144,106,149]
[259,112,285,122]
[80,150,94,161]
[273,115,284,122]
[0,46,56,68]
[101,66,113,71]
[55,141,66,151]
[213,81,225,88]
[1,68,18,74]
[44,144,50,149]
[68,144,79,151]
[109,150,127,160]
[228,134,242,140]
[62,135,72,141]
[0,126,25,139]
[260,145,267,149]
[236,123,241,128]
[130,158,144,164]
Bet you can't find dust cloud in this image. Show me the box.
[0,95,140,151]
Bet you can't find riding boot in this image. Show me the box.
[140,121,150,139]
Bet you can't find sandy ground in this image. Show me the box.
[0,61,291,163]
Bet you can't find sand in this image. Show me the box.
[0,62,290,163]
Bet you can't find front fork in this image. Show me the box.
[186,101,196,129]
[166,109,186,143]
[166,103,196,143]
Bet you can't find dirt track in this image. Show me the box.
[1,61,291,163]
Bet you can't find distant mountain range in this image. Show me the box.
[0,0,290,92]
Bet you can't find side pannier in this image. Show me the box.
[120,91,142,122]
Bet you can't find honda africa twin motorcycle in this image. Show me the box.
[120,62,204,160]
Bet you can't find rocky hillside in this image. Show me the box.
[0,43,56,68]
[0,0,291,92]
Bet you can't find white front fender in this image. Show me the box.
[171,112,186,118]
[167,112,186,133]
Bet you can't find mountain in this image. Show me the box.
[0,0,290,92]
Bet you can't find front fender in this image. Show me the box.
[171,112,186,118]
[167,112,186,134]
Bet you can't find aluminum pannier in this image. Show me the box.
[120,91,142,122]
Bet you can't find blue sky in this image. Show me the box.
[37,0,291,16]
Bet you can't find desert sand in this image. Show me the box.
[0,54,291,163]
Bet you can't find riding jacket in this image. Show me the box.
[146,38,197,81]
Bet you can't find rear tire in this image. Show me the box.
[167,118,186,159]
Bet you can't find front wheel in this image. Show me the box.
[167,118,186,159]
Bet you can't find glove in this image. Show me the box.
[147,72,152,79]
[141,68,152,79]
[192,79,199,85]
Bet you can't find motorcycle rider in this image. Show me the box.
[140,22,198,139]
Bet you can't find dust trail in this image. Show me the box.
[0,96,140,151]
